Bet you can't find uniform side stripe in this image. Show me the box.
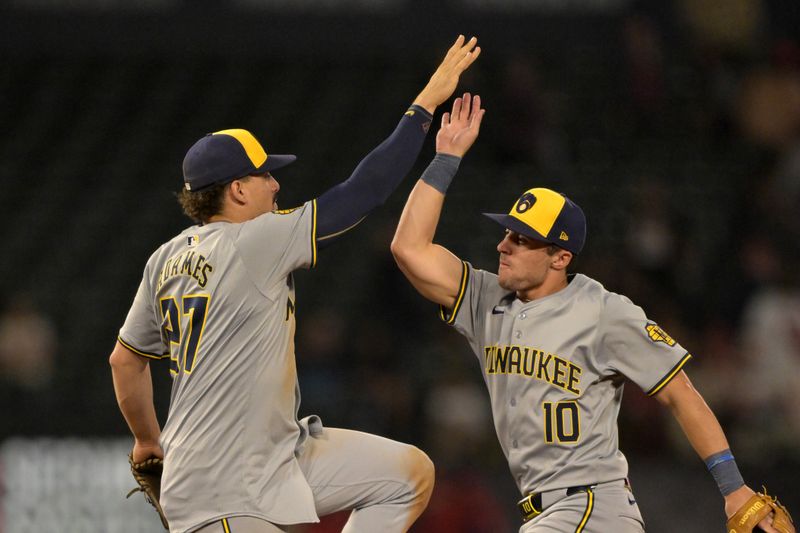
[440,261,469,325]
[310,199,318,268]
[222,518,231,533]
[117,337,168,360]
[646,352,692,396]
[574,489,594,533]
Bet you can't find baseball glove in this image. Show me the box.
[126,453,169,530]
[727,488,794,533]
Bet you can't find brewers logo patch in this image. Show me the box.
[515,192,537,214]
[645,323,676,346]
[274,207,300,215]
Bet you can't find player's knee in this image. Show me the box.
[405,446,435,506]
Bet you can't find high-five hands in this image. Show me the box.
[436,93,485,158]
[414,35,481,114]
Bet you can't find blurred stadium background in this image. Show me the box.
[0,0,799,531]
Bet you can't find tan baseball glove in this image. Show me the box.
[126,453,169,530]
[727,489,794,533]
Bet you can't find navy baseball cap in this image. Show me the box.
[483,187,586,255]
[182,129,296,191]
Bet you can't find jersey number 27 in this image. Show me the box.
[160,294,210,375]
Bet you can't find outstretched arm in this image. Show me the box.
[315,36,481,248]
[391,93,485,308]
[655,371,791,533]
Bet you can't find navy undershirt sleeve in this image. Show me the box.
[315,105,432,249]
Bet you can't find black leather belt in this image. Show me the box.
[517,485,594,522]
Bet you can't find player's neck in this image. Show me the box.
[516,274,568,302]
[207,214,237,224]
[207,208,252,224]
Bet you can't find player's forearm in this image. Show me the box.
[110,349,161,444]
[392,154,460,250]
[315,106,432,246]
[391,170,465,308]
[392,179,446,257]
[657,373,730,459]
[658,373,753,503]
[669,390,730,460]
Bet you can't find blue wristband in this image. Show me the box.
[704,450,735,470]
[704,449,745,496]
[420,153,461,195]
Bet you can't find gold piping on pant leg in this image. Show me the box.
[574,489,594,533]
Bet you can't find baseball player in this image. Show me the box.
[109,36,480,533]
[391,93,795,532]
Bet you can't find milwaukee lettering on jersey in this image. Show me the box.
[156,250,214,291]
[483,345,582,395]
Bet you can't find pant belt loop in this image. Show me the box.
[518,483,604,522]
[517,491,544,522]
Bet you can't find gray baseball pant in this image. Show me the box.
[194,427,434,533]
[519,479,645,533]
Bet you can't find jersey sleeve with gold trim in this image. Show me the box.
[119,263,169,359]
[597,292,691,395]
[439,262,506,343]
[234,200,317,297]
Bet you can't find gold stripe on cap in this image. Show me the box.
[509,188,565,238]
[213,129,268,167]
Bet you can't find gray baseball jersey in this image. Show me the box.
[441,263,691,497]
[119,201,320,533]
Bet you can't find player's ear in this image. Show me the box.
[550,250,573,271]
[228,179,247,206]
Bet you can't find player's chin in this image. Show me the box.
[497,271,514,290]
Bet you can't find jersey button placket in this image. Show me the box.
[514,311,526,339]
[511,311,523,453]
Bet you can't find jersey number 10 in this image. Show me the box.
[160,294,210,375]
[542,401,580,444]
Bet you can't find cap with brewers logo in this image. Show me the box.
[182,129,296,191]
[483,187,586,255]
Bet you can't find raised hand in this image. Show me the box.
[436,92,485,158]
[414,35,481,114]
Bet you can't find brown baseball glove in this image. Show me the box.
[126,453,169,530]
[727,489,794,533]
